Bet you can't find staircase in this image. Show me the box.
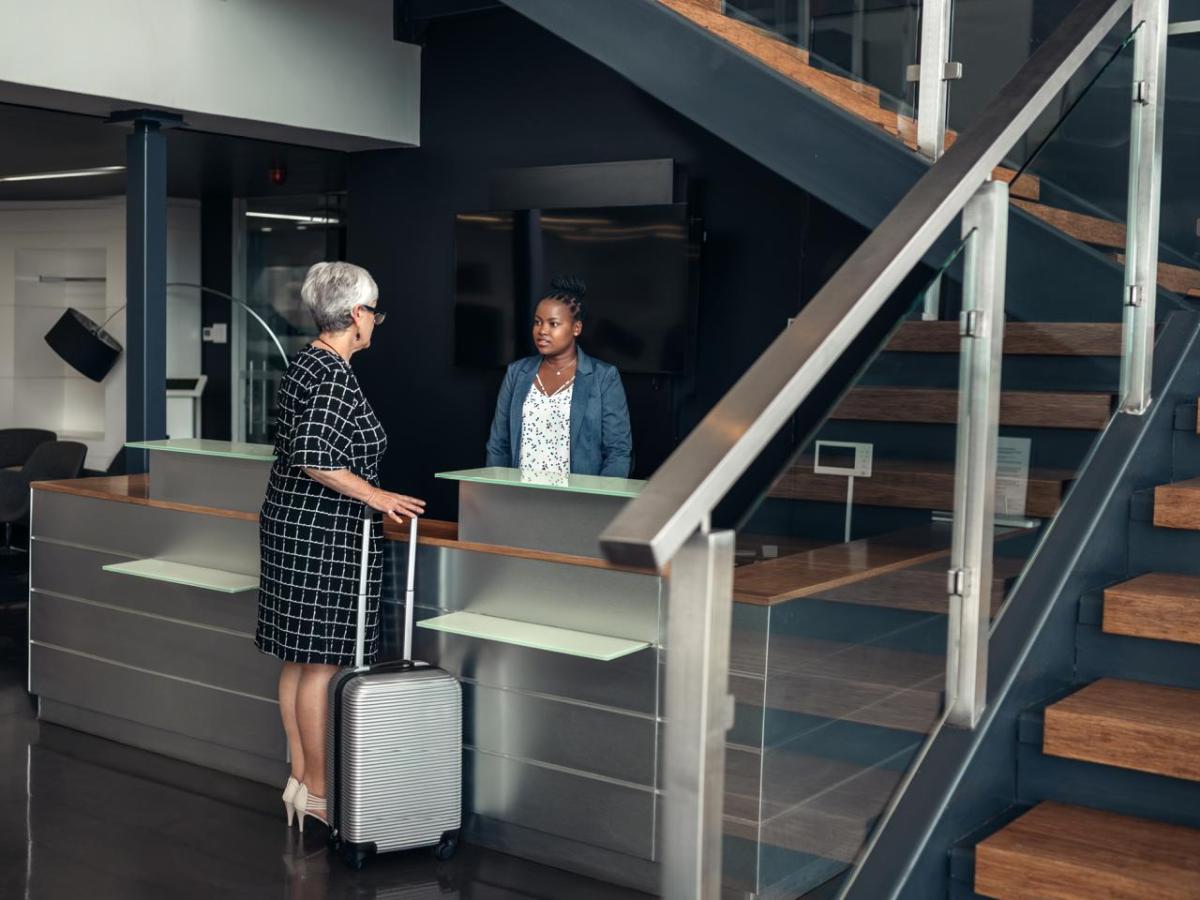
[960,400,1200,898]
[490,1,1200,896]
[655,0,1200,297]
[763,316,1119,533]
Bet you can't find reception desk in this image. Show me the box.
[399,468,663,890]
[28,443,946,899]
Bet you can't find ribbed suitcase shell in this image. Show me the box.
[327,516,462,861]
[327,664,462,853]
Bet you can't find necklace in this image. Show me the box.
[535,372,575,397]
[313,338,346,361]
[543,356,577,377]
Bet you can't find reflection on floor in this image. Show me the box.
[0,560,650,900]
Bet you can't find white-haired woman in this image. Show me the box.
[255,261,425,832]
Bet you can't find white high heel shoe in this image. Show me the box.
[282,775,300,827]
[294,783,328,833]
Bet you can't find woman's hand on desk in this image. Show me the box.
[366,489,426,525]
[302,467,426,524]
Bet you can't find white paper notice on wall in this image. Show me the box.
[995,436,1032,517]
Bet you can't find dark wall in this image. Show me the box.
[348,9,866,518]
[200,194,234,441]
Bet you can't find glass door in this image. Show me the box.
[233,192,346,443]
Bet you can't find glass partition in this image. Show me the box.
[651,19,1143,895]
[236,193,345,443]
[987,27,1137,621]
[719,231,968,897]
[724,0,921,118]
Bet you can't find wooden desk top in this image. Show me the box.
[31,475,654,575]
[33,476,1002,606]
[33,474,259,522]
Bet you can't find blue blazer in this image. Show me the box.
[485,347,633,477]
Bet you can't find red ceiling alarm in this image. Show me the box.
[269,164,287,185]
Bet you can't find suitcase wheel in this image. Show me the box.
[335,839,374,870]
[434,831,459,861]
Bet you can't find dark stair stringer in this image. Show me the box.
[498,0,1184,326]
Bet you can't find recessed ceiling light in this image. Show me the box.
[260,226,273,233]
[246,211,339,225]
[0,165,125,183]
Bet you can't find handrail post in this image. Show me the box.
[915,0,956,159]
[1120,0,1169,414]
[946,179,1008,728]
[660,527,735,898]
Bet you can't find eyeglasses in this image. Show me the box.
[359,304,386,325]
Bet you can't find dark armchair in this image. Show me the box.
[0,440,87,553]
[0,428,56,470]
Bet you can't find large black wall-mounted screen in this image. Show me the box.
[453,203,698,374]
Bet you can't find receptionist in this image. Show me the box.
[485,275,633,478]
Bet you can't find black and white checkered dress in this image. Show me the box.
[255,345,387,666]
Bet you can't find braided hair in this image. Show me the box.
[545,274,587,323]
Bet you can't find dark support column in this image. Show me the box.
[200,193,234,440]
[109,109,181,472]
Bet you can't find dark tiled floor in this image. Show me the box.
[0,561,651,900]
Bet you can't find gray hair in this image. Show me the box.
[300,261,378,333]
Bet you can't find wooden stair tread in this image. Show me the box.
[656,0,887,122]
[661,2,1041,203]
[833,386,1113,430]
[1153,478,1200,531]
[938,131,1039,200]
[991,166,1040,201]
[770,457,1073,519]
[975,801,1200,899]
[1104,573,1200,646]
[1012,198,1126,249]
[1119,254,1200,296]
[885,321,1123,356]
[1044,678,1200,782]
[734,523,958,605]
[655,0,1200,294]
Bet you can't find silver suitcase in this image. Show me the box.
[327,515,462,869]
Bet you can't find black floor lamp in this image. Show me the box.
[43,283,290,468]
[44,282,289,384]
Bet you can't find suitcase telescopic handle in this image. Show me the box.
[354,514,419,670]
[354,515,371,670]
[404,514,418,662]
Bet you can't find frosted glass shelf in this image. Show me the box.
[125,439,275,461]
[102,559,259,593]
[437,467,645,499]
[417,611,649,661]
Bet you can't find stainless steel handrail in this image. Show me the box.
[599,0,1134,570]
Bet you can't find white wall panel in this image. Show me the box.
[0,198,202,469]
[0,0,419,151]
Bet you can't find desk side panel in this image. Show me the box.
[31,489,259,574]
[31,540,259,634]
[30,644,283,760]
[458,481,629,558]
[30,591,277,699]
[28,488,283,785]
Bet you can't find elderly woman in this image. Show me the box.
[255,261,424,832]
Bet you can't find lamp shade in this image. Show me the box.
[44,308,123,382]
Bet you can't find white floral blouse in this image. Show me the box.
[519,379,573,477]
